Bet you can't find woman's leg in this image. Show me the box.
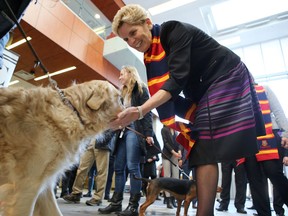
[125,129,142,195]
[117,129,142,216]
[114,138,127,193]
[196,163,218,216]
[98,138,126,214]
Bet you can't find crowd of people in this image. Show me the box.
[1,2,288,216]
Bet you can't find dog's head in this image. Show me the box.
[66,80,122,133]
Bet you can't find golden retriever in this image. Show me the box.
[0,80,121,216]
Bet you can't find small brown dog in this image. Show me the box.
[134,175,223,216]
[134,175,197,216]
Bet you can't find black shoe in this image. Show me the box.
[171,196,177,208]
[104,195,110,200]
[60,192,69,198]
[216,206,228,211]
[99,203,122,214]
[83,192,92,197]
[166,197,173,209]
[86,198,102,206]
[237,208,247,214]
[247,205,255,210]
[156,196,161,201]
[117,193,141,216]
[63,193,82,203]
[98,192,123,214]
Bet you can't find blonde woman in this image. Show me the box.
[110,4,266,216]
[99,65,154,216]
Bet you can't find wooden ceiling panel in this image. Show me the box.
[91,0,125,22]
[10,20,105,89]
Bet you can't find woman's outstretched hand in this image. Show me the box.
[110,106,139,130]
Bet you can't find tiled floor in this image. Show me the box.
[57,190,285,216]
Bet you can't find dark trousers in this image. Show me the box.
[244,156,271,216]
[220,161,247,209]
[262,159,288,206]
[104,155,115,198]
[273,185,285,215]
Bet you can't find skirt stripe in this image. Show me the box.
[194,62,258,139]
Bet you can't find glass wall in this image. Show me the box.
[233,37,288,116]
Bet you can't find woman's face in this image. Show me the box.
[119,69,130,86]
[117,19,152,53]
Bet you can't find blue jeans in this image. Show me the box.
[114,128,142,195]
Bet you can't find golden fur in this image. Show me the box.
[0,80,121,216]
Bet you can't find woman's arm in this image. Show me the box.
[110,89,171,129]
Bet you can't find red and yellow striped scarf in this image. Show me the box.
[255,85,278,161]
[144,24,197,157]
[237,85,279,165]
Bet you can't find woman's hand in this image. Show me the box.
[110,107,139,130]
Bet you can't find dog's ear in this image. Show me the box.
[87,93,106,110]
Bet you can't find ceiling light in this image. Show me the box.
[8,80,19,86]
[34,66,76,81]
[94,14,100,19]
[6,37,32,50]
[148,0,196,16]
[93,26,105,35]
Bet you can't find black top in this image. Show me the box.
[160,21,240,102]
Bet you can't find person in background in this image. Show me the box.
[109,4,266,216]
[161,125,181,209]
[63,131,113,206]
[0,0,32,69]
[243,84,288,216]
[216,160,247,214]
[0,32,9,69]
[272,145,288,216]
[83,163,97,198]
[141,134,161,197]
[60,166,78,198]
[98,65,154,216]
[104,154,115,201]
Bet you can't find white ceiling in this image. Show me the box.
[122,0,288,50]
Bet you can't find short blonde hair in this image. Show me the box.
[112,4,150,35]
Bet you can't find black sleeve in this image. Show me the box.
[160,21,193,99]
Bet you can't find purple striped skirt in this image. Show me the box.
[189,62,265,166]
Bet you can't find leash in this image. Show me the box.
[126,126,190,179]
[2,0,84,125]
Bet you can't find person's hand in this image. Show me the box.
[283,156,288,166]
[178,159,183,167]
[147,158,153,163]
[281,137,288,149]
[172,150,181,159]
[178,150,182,158]
[146,136,154,146]
[110,107,139,130]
